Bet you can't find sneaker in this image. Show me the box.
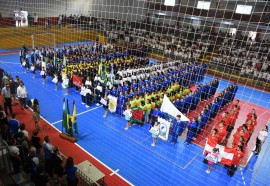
[206,169,210,174]
[85,105,89,108]
[151,143,155,146]
[81,102,85,105]
[255,153,259,156]
[187,143,190,146]
[42,83,45,84]
[103,115,106,117]
[96,103,100,106]
[124,127,129,130]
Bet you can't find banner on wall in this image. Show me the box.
[14,10,28,27]
[72,75,83,87]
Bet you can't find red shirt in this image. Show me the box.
[207,134,218,147]
[247,124,254,133]
[228,112,237,126]
[231,150,244,166]
[231,104,241,112]
[217,126,227,143]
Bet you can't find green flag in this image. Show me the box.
[62,98,67,132]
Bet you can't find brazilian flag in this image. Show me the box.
[71,101,78,135]
[62,98,72,136]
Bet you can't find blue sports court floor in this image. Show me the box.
[0,44,270,186]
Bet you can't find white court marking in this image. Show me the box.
[51,105,102,125]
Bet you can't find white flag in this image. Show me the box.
[160,95,190,122]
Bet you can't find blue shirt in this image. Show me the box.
[65,166,77,180]
[8,119,19,136]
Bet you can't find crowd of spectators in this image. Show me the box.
[0,71,79,185]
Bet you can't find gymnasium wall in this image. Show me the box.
[0,0,92,17]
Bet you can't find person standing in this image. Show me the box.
[33,99,41,130]
[31,130,42,156]
[254,125,268,155]
[52,147,64,185]
[227,146,244,177]
[33,13,38,26]
[102,94,109,117]
[43,136,54,177]
[206,148,219,174]
[1,83,13,115]
[40,67,46,84]
[150,122,160,146]
[170,115,187,145]
[124,104,132,130]
[8,138,21,173]
[17,82,28,110]
[185,117,198,146]
[8,113,20,138]
[65,157,79,186]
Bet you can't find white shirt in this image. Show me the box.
[85,80,92,86]
[258,130,268,141]
[18,129,29,138]
[17,86,27,98]
[9,146,20,156]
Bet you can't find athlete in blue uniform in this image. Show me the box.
[170,115,187,145]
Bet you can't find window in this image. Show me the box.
[164,0,175,6]
[197,1,211,10]
[235,5,253,15]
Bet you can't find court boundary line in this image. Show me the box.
[35,110,134,186]
[104,119,202,170]
[51,105,102,125]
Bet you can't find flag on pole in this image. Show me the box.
[160,95,190,122]
[98,59,102,76]
[110,64,114,85]
[62,98,67,132]
[71,100,78,135]
[66,99,72,135]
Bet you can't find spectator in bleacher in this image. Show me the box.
[17,131,29,162]
[8,138,21,173]
[17,82,28,110]
[9,79,17,105]
[34,165,50,186]
[254,125,268,156]
[28,147,39,183]
[1,83,13,115]
[8,113,20,138]
[31,129,42,156]
[43,135,54,177]
[52,147,64,185]
[65,157,79,186]
[18,123,29,139]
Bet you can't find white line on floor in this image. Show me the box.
[51,106,102,125]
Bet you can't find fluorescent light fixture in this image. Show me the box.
[236,5,252,15]
[222,21,234,25]
[197,1,211,10]
[156,12,167,16]
[190,16,200,20]
[164,0,175,6]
